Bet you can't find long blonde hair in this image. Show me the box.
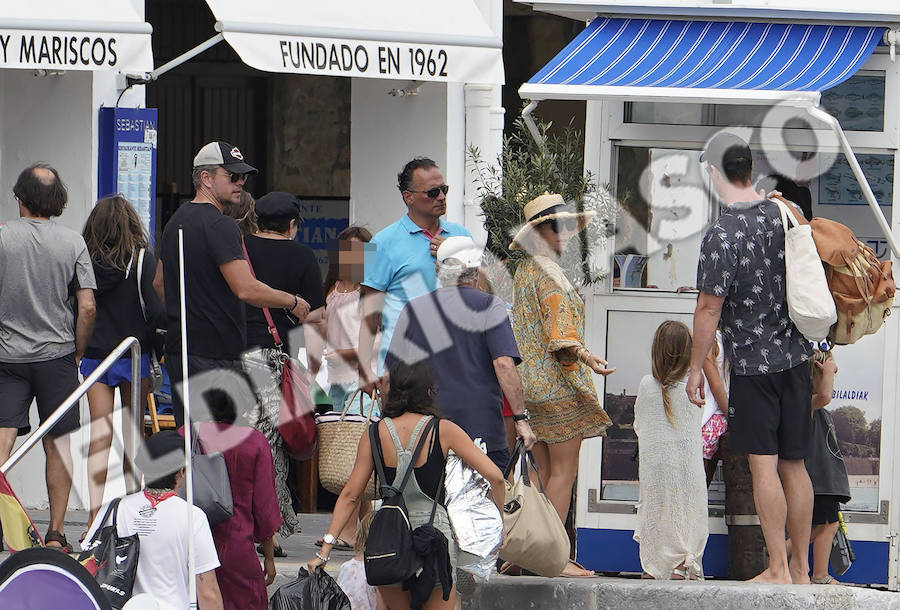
[651,321,693,425]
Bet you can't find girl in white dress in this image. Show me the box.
[633,320,709,580]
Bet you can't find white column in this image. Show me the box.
[887,59,900,593]
[463,84,504,244]
[463,0,504,245]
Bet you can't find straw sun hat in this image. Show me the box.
[508,192,596,250]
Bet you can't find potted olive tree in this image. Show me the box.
[468,115,617,287]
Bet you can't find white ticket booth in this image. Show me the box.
[517,0,900,587]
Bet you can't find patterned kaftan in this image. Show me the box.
[511,256,611,443]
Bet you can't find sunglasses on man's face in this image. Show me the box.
[218,169,249,183]
[407,184,450,199]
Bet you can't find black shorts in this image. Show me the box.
[166,352,244,428]
[728,363,812,460]
[0,353,81,437]
[487,448,511,473]
[813,495,841,525]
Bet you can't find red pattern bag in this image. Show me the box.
[242,240,318,459]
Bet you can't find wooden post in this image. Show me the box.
[721,432,768,580]
[296,451,319,513]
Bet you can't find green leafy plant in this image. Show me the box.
[468,114,616,285]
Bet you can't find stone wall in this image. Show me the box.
[268,74,351,197]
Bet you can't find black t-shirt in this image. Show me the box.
[243,234,325,350]
[161,201,245,359]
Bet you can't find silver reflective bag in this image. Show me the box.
[444,443,503,581]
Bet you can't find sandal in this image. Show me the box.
[315,537,353,552]
[256,544,287,558]
[812,575,841,585]
[44,530,73,553]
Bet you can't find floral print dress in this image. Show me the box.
[511,256,611,443]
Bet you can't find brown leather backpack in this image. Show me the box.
[770,193,895,345]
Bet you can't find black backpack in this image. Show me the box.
[364,417,437,586]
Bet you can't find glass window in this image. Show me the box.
[625,73,886,132]
[614,146,715,291]
[821,74,885,132]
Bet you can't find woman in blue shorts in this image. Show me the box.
[81,195,164,529]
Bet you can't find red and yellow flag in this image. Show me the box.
[0,472,43,552]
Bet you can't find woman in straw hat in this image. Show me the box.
[509,193,615,577]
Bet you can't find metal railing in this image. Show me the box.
[0,336,141,475]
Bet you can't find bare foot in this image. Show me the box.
[789,562,811,585]
[560,561,596,578]
[749,568,792,584]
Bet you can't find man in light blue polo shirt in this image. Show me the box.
[357,157,471,388]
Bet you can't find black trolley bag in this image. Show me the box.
[364,417,438,586]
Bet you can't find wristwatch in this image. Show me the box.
[513,409,530,422]
[322,533,338,546]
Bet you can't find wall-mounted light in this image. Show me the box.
[32,70,65,77]
[388,81,423,97]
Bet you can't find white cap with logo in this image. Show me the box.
[436,236,483,268]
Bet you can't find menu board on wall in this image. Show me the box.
[817,153,894,208]
[820,74,885,132]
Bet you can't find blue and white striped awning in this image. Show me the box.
[520,18,885,106]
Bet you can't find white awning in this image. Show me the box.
[0,0,153,72]
[202,0,504,84]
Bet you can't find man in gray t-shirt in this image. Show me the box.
[0,164,97,551]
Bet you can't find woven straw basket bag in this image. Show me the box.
[317,389,378,500]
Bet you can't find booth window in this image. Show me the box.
[614,146,716,292]
[626,72,885,132]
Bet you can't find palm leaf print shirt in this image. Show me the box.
[697,199,811,376]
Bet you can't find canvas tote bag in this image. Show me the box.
[772,198,837,342]
[498,441,569,577]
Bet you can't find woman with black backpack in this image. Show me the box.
[307,360,506,609]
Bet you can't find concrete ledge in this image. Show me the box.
[458,574,900,610]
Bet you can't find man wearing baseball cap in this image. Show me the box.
[385,236,536,469]
[153,142,312,427]
[687,131,813,584]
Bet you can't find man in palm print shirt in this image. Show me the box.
[686,132,813,585]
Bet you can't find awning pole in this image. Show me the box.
[806,105,900,259]
[522,101,548,154]
[143,33,225,82]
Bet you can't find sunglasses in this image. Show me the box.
[539,217,579,233]
[406,184,450,199]
[218,169,249,183]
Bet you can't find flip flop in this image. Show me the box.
[315,537,353,552]
[812,575,841,585]
[44,529,73,553]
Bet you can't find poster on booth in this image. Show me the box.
[117,143,154,233]
[828,336,884,513]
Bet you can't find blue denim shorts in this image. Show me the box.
[80,354,151,386]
